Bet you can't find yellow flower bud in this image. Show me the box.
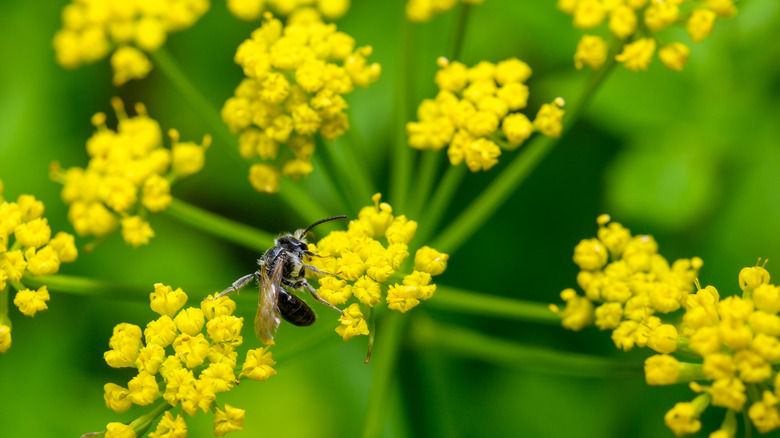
[103,383,132,413]
[335,303,370,340]
[174,307,205,336]
[645,354,681,385]
[13,286,50,317]
[648,324,679,354]
[206,315,244,346]
[574,35,607,70]
[25,246,61,275]
[173,333,210,368]
[240,347,277,381]
[0,325,11,353]
[615,38,656,71]
[214,404,246,437]
[128,371,160,406]
[105,422,136,438]
[14,217,51,249]
[144,315,177,348]
[149,412,187,438]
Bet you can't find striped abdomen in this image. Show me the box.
[277,289,316,326]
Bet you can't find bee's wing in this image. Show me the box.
[256,256,284,345]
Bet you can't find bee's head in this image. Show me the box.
[278,235,310,254]
[293,215,348,242]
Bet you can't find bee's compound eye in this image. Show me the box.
[296,241,309,252]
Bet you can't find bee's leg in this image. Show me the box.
[210,273,258,300]
[302,280,344,315]
[303,264,336,276]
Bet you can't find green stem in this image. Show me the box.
[21,274,149,300]
[310,153,350,215]
[152,47,334,225]
[415,164,467,245]
[719,409,737,437]
[334,133,375,201]
[0,286,10,327]
[428,285,560,323]
[317,137,366,213]
[361,311,407,438]
[272,327,340,364]
[345,111,371,172]
[406,150,442,219]
[164,197,275,252]
[410,316,641,378]
[404,2,470,219]
[365,305,376,364]
[130,400,174,437]
[278,178,338,226]
[448,4,471,61]
[149,47,236,151]
[389,19,414,212]
[431,56,617,254]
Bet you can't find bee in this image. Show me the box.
[213,215,348,345]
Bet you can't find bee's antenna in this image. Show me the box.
[303,215,348,235]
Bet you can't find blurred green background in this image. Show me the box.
[1,0,780,437]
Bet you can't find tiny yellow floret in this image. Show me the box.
[0,325,12,353]
[149,412,187,438]
[150,283,188,317]
[659,42,690,72]
[664,401,703,436]
[214,404,246,437]
[13,286,50,317]
[128,371,160,406]
[687,9,717,43]
[533,100,565,138]
[615,38,656,71]
[574,35,608,70]
[105,422,136,438]
[645,354,680,386]
[104,383,132,413]
[240,347,277,381]
[335,303,370,340]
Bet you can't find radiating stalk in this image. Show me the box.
[428,285,559,323]
[165,197,274,252]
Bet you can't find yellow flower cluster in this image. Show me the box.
[407,57,565,172]
[552,215,780,436]
[101,283,273,437]
[550,215,702,346]
[53,0,209,86]
[307,194,449,340]
[226,0,350,21]
[221,12,381,194]
[0,181,78,354]
[643,263,780,437]
[53,98,210,248]
[406,0,485,22]
[559,0,739,72]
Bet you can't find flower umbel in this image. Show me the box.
[98,284,275,436]
[308,194,448,341]
[53,0,209,85]
[552,215,780,435]
[222,12,381,194]
[558,0,741,71]
[0,181,78,353]
[407,57,565,171]
[52,99,211,247]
